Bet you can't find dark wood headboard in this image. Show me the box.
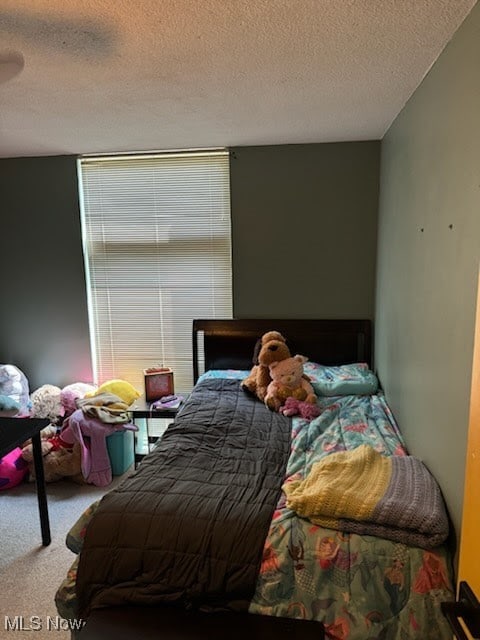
[192,319,372,383]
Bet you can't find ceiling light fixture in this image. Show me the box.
[0,49,25,84]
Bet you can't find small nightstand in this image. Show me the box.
[128,396,183,467]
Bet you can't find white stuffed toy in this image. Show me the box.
[30,384,64,423]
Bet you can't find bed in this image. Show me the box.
[55,318,455,640]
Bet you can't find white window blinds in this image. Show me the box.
[78,150,232,394]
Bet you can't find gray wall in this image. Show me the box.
[0,143,380,390]
[230,143,380,319]
[375,3,480,539]
[0,156,92,389]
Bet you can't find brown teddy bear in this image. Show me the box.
[241,331,292,402]
[21,435,85,484]
[265,355,317,411]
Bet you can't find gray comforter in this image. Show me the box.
[76,378,291,617]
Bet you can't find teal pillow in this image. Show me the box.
[303,362,379,396]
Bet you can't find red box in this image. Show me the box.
[144,367,174,401]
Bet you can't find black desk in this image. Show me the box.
[0,416,51,545]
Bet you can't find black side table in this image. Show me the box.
[0,416,51,545]
[128,397,182,467]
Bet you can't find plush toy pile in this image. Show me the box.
[20,379,140,486]
[0,366,140,489]
[20,382,96,484]
[241,331,320,419]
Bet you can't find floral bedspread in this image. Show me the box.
[248,394,454,639]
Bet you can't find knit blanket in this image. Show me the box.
[283,444,449,549]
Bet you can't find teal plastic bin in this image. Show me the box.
[107,429,134,475]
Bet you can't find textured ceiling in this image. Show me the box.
[0,0,476,158]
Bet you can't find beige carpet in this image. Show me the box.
[0,473,128,639]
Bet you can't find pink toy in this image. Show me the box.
[61,382,96,417]
[280,396,322,420]
[265,355,317,411]
[0,448,28,490]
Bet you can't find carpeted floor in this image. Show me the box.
[0,473,128,639]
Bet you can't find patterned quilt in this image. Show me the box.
[248,393,454,639]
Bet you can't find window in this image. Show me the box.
[78,150,232,394]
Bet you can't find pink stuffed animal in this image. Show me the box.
[280,396,322,420]
[60,382,96,417]
[265,355,317,411]
[0,448,28,490]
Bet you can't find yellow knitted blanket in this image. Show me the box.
[284,444,391,529]
[283,444,449,548]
